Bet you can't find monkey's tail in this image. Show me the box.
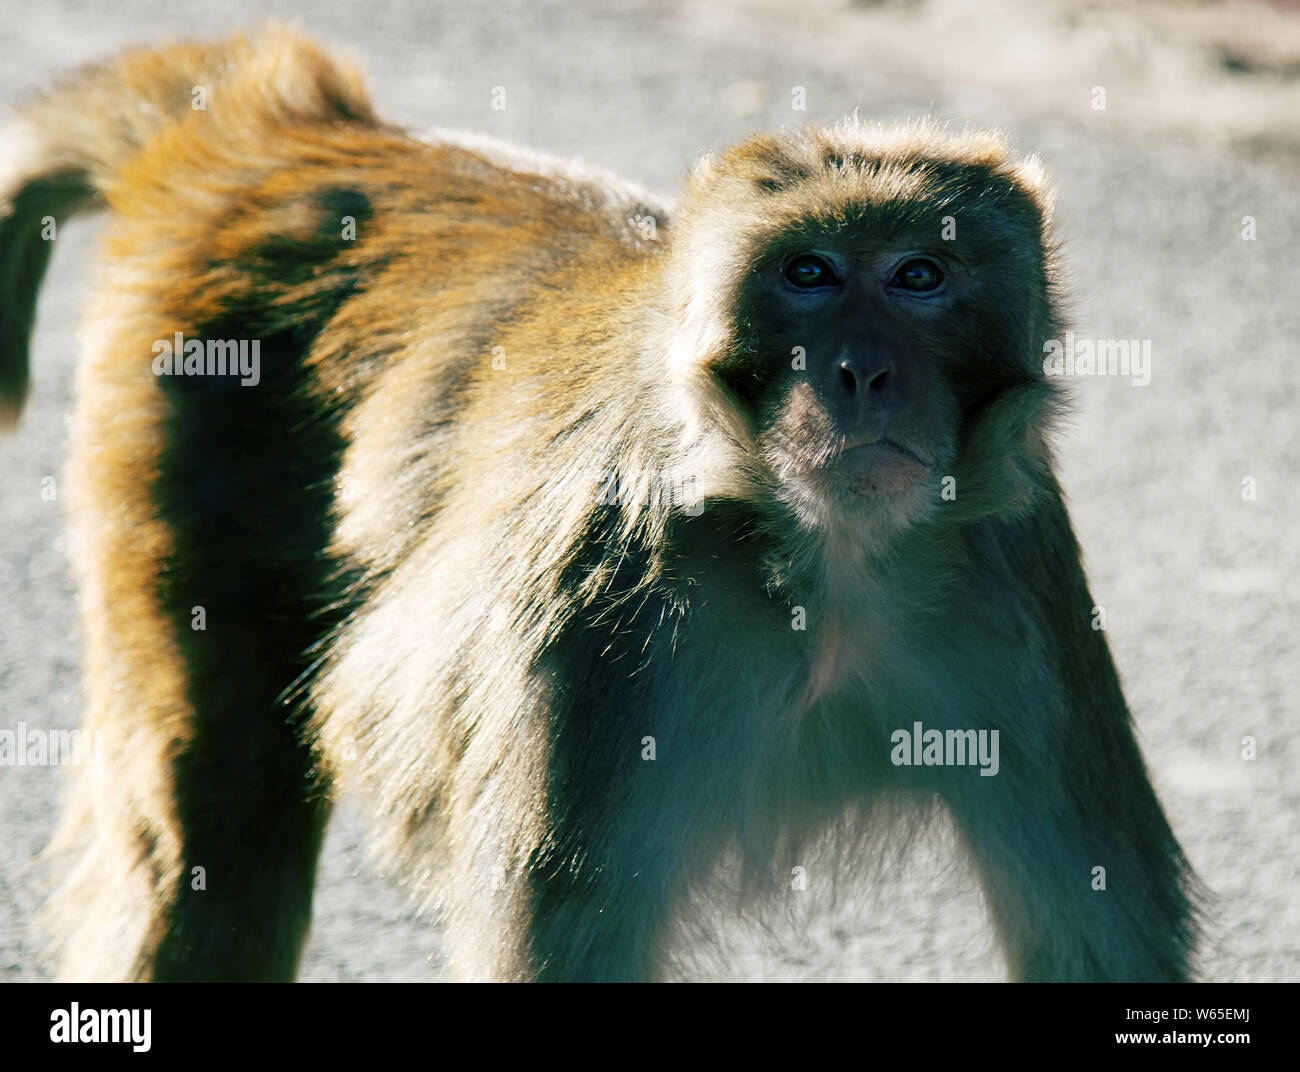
[0,25,376,428]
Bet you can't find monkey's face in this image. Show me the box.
[726,237,964,531]
[669,125,1059,545]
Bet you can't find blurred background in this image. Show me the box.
[0,0,1296,981]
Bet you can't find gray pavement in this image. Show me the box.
[0,0,1296,982]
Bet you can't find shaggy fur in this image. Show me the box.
[0,27,1198,981]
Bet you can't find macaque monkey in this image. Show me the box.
[0,28,1198,982]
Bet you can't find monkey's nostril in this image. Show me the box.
[838,361,857,396]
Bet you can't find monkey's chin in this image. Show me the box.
[779,446,938,547]
[834,440,931,497]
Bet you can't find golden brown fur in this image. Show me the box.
[1,27,1198,981]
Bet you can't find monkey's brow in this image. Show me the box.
[760,209,960,253]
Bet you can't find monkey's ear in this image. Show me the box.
[658,150,769,504]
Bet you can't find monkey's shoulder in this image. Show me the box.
[411,127,672,249]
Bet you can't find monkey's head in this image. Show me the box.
[663,120,1063,549]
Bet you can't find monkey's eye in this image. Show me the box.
[889,257,944,293]
[783,254,839,290]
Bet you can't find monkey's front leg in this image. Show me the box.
[438,737,701,982]
[941,717,1198,982]
[449,800,691,983]
[443,564,775,982]
[522,834,684,983]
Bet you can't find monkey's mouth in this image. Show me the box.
[833,438,931,493]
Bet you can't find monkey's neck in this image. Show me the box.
[804,617,847,708]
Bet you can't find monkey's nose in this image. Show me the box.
[837,359,889,398]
